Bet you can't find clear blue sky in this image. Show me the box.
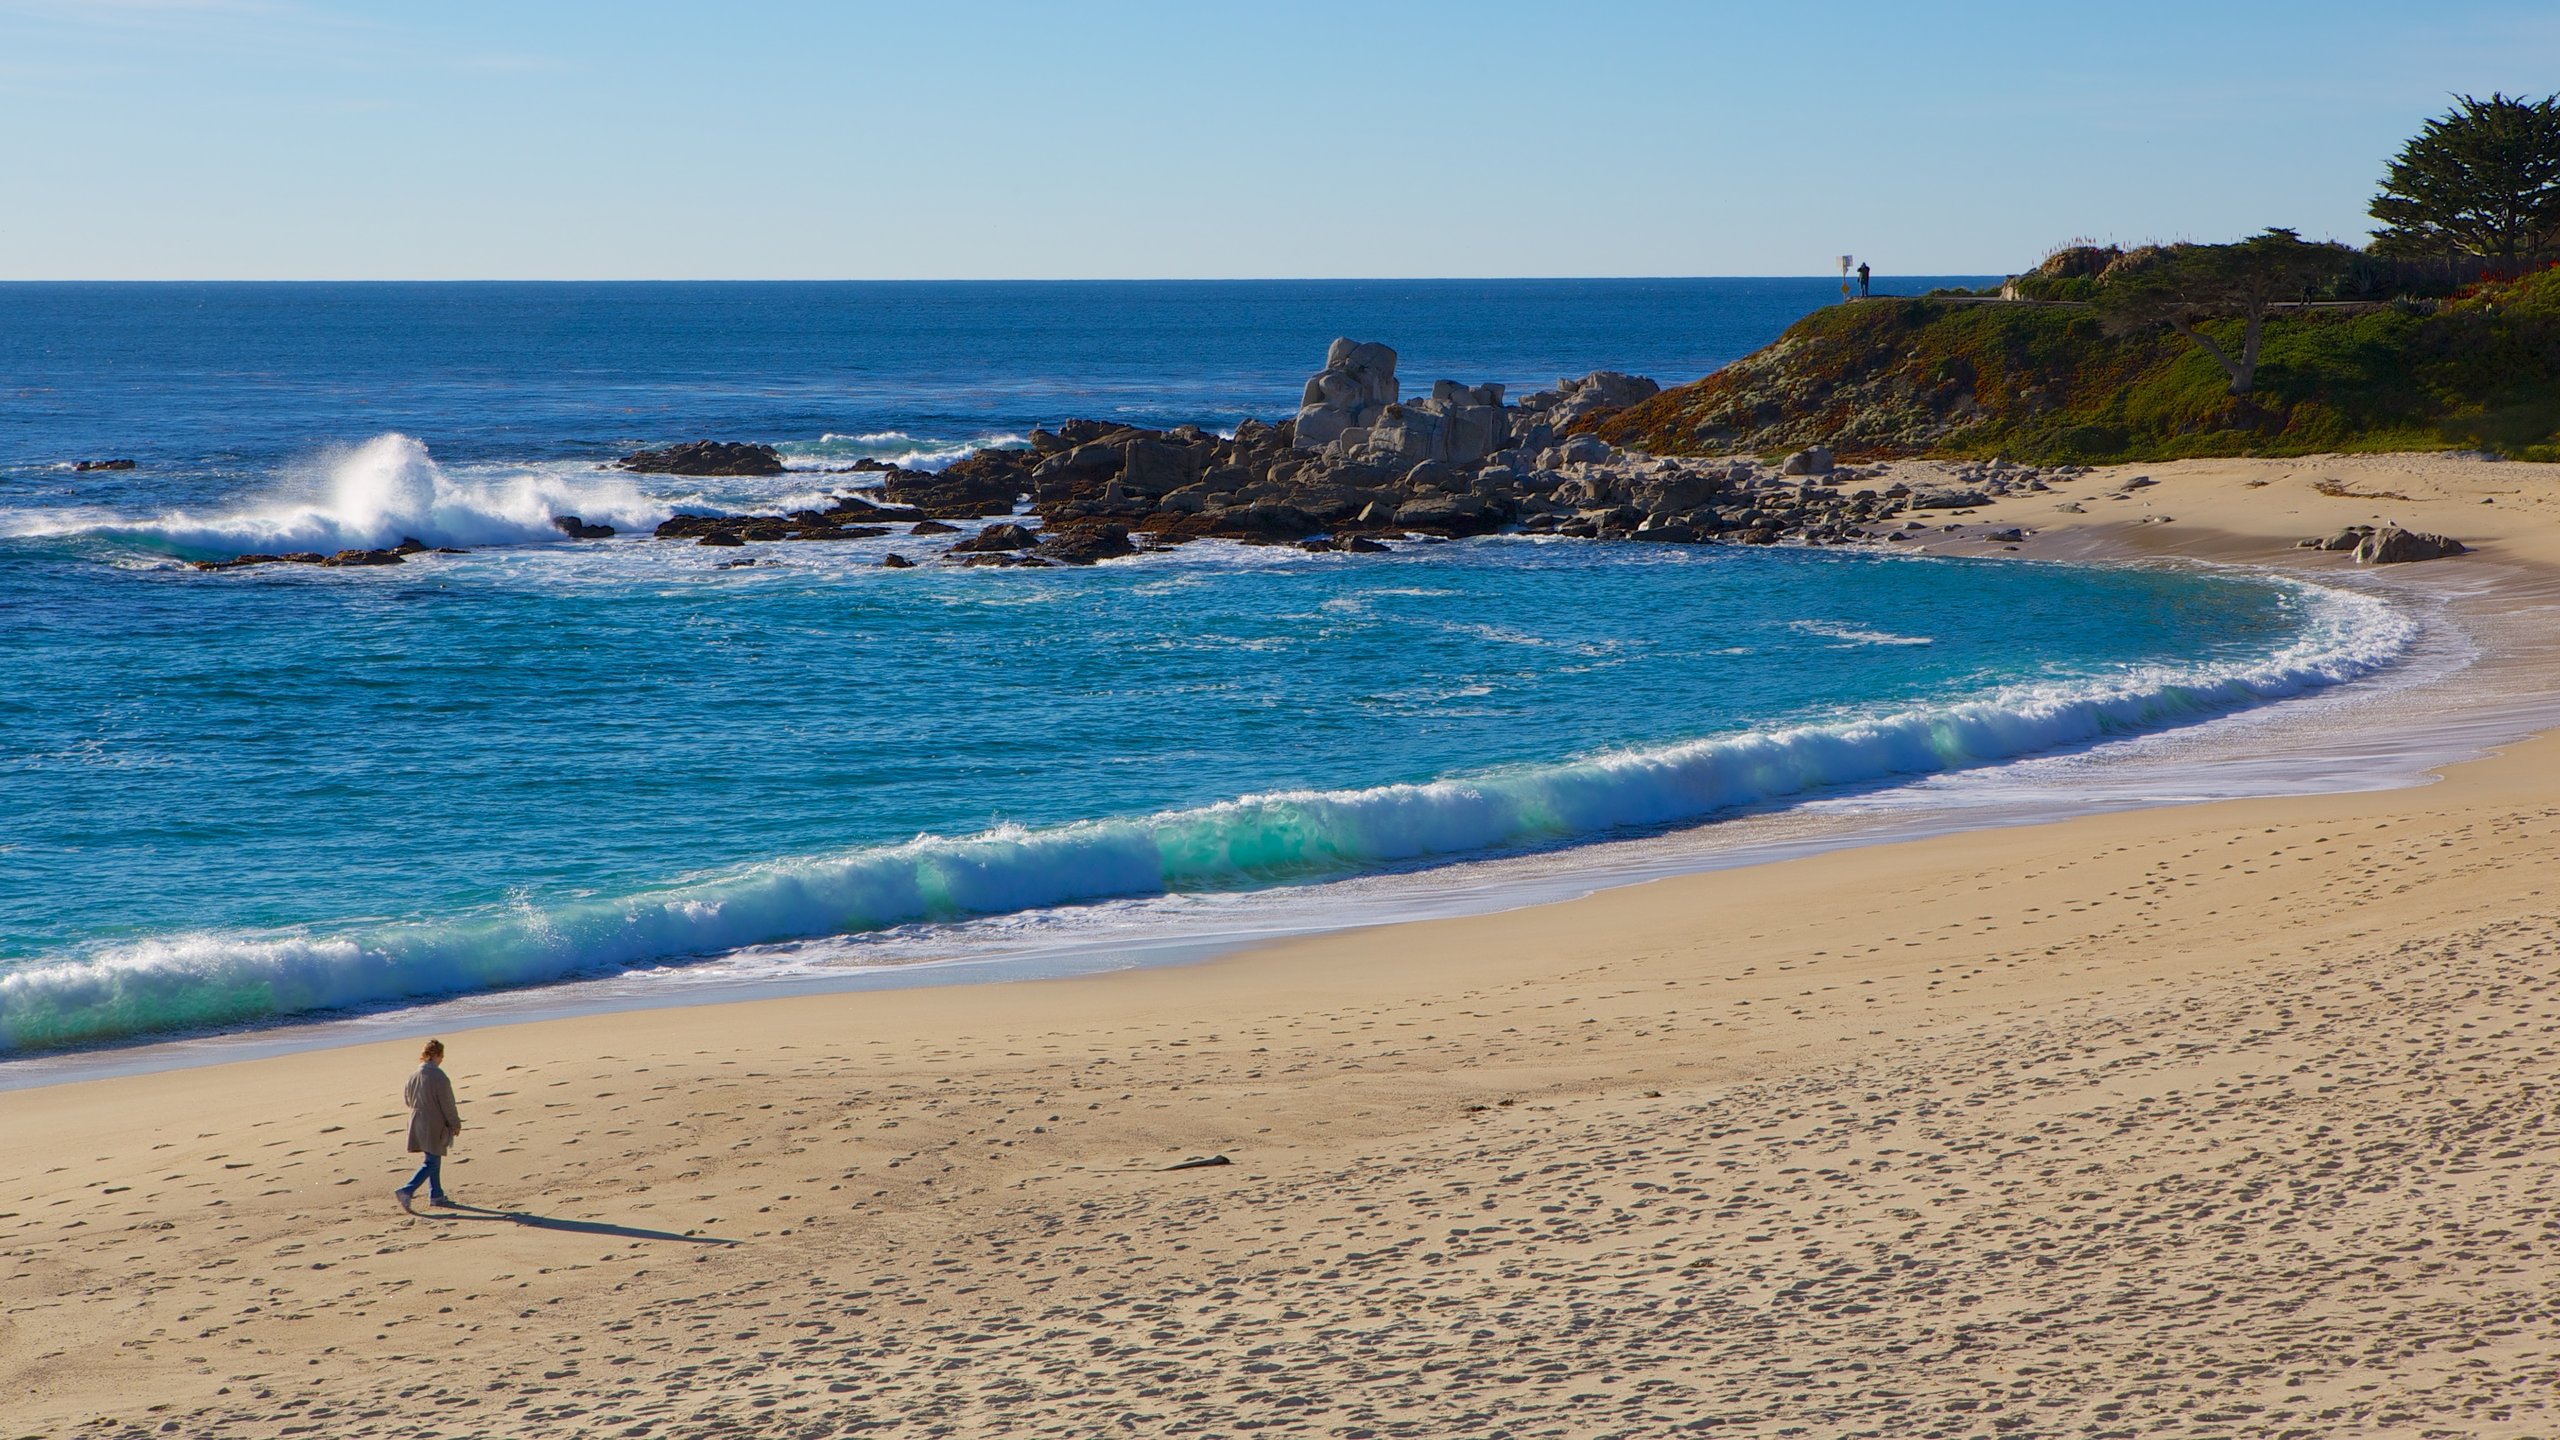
[5,0,2555,279]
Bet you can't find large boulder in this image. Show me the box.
[881,449,1034,517]
[2353,526,2468,564]
[1780,446,1835,477]
[1293,339,1401,450]
[618,440,785,476]
[1908,488,1991,509]
[1038,522,1137,565]
[1119,437,1208,497]
[949,521,1040,554]
[1517,371,1660,434]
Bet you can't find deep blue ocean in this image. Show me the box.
[0,281,2412,1053]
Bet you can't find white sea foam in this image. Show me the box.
[22,435,666,557]
[0,578,2416,1054]
[1791,620,1934,647]
[782,431,1028,472]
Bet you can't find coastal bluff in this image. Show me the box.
[1597,265,2560,466]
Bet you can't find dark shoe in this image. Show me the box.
[429,1195,459,1207]
[394,1187,416,1210]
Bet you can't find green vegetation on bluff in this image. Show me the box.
[1597,266,2560,466]
[1600,92,2560,466]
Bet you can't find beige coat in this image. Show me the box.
[404,1063,461,1155]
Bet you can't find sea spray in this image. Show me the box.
[30,434,666,557]
[0,578,2415,1054]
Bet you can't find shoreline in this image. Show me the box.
[9,451,2560,1436]
[2,456,2544,1087]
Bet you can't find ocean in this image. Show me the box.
[0,280,2417,1055]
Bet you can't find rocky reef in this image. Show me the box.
[614,342,1928,565]
[617,440,786,476]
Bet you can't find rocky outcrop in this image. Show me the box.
[882,449,1034,517]
[1037,523,1136,565]
[191,538,433,571]
[2353,526,2468,564]
[948,522,1038,554]
[1523,372,1659,436]
[198,341,2017,578]
[74,458,137,472]
[551,515,616,539]
[2292,524,2466,563]
[1907,488,1991,510]
[617,440,785,476]
[1293,339,1401,450]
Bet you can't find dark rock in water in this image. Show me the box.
[910,519,961,536]
[190,552,284,571]
[278,552,326,564]
[949,521,1039,554]
[656,513,756,539]
[434,547,467,554]
[1343,536,1390,554]
[783,525,890,541]
[954,551,1053,568]
[2354,526,2467,564]
[1628,522,1700,544]
[817,494,926,523]
[321,547,405,567]
[883,448,1035,517]
[696,531,745,547]
[881,552,916,569]
[551,515,616,539]
[1038,522,1135,565]
[1390,494,1482,531]
[394,537,428,554]
[74,458,137,471]
[617,440,784,476]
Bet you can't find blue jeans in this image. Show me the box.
[402,1153,446,1198]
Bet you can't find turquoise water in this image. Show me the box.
[0,282,2412,1052]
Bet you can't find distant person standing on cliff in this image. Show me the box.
[396,1038,463,1210]
[1857,262,1871,297]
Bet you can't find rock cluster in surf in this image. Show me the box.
[617,440,786,476]
[616,341,1986,566]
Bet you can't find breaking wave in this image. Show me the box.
[781,431,1029,473]
[0,579,2414,1054]
[11,434,665,557]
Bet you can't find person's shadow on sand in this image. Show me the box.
[417,1202,739,1246]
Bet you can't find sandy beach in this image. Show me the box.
[7,453,2559,1439]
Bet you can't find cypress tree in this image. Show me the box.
[2370,93,2560,264]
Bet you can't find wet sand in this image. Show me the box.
[5,453,2558,1438]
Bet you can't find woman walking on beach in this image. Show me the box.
[397,1038,463,1209]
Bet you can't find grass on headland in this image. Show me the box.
[1597,267,2560,465]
